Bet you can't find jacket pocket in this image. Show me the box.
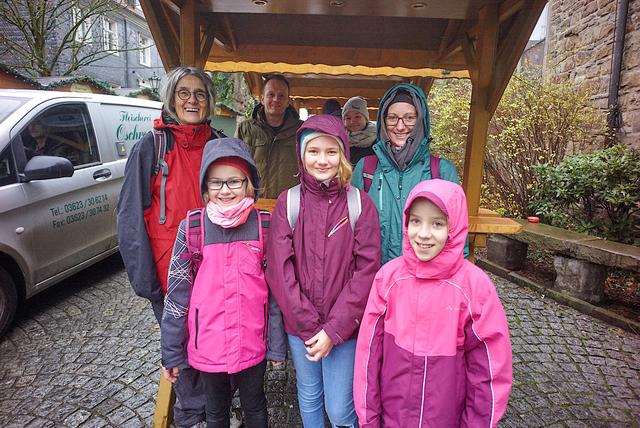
[194,308,199,350]
[239,242,262,275]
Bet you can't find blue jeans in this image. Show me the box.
[288,335,358,428]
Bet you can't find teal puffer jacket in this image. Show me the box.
[352,83,460,264]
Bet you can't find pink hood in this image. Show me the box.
[402,179,467,279]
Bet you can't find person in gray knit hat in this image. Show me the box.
[342,96,377,165]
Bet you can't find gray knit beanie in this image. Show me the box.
[342,96,369,121]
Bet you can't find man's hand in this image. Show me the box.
[304,329,334,362]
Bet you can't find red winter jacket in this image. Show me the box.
[118,114,217,301]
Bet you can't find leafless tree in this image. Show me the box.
[0,0,138,77]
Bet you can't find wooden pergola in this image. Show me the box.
[139,1,546,424]
[140,0,545,220]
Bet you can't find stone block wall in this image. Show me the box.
[545,0,640,148]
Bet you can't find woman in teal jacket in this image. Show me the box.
[352,83,462,264]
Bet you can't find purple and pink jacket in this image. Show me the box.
[354,179,512,427]
[265,115,382,345]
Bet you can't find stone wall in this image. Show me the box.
[545,0,640,148]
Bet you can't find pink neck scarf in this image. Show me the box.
[206,197,255,228]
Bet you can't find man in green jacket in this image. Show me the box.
[236,74,303,199]
[352,83,463,264]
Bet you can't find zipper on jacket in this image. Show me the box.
[195,308,199,350]
[419,357,428,427]
[378,173,383,209]
[263,303,267,341]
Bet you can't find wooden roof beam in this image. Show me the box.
[221,14,238,52]
[488,0,547,115]
[180,0,199,66]
[244,72,264,97]
[410,77,435,96]
[439,0,525,63]
[200,23,217,67]
[139,0,180,69]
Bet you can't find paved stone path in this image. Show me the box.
[0,255,638,427]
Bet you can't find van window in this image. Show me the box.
[0,146,17,186]
[0,97,27,124]
[21,104,100,167]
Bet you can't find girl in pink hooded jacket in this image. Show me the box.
[354,179,512,428]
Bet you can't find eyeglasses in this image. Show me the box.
[176,89,208,102]
[206,178,247,190]
[385,114,418,127]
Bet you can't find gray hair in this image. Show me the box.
[160,66,216,123]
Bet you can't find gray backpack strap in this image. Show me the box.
[288,184,361,232]
[286,184,301,230]
[346,186,362,231]
[152,129,169,225]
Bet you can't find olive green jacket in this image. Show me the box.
[236,104,303,199]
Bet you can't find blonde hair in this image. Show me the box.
[336,147,353,189]
[302,137,352,189]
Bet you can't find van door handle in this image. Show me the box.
[93,168,112,180]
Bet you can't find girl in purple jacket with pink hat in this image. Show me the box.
[266,114,381,427]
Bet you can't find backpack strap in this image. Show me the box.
[430,155,440,180]
[362,155,378,193]
[286,184,361,233]
[257,209,270,270]
[286,184,301,231]
[179,209,204,277]
[346,186,362,231]
[152,129,169,224]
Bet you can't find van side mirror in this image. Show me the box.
[22,156,74,181]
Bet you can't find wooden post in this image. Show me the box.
[462,4,498,218]
[462,4,498,258]
[180,0,199,66]
[153,372,175,428]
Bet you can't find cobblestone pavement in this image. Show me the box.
[0,255,639,428]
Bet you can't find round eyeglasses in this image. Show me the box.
[176,89,208,102]
[206,178,247,190]
[384,114,418,127]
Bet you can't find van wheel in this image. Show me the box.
[0,267,18,337]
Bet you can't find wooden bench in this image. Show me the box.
[487,220,640,303]
[257,199,522,258]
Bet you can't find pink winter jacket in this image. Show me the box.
[354,179,513,428]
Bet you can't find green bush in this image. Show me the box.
[484,73,604,217]
[531,145,640,245]
[429,72,606,217]
[429,79,470,178]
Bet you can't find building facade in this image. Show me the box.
[544,0,640,148]
[0,0,165,90]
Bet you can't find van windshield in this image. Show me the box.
[0,97,28,124]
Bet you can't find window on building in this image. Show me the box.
[139,34,151,67]
[103,18,119,54]
[72,7,92,42]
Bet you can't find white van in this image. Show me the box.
[0,90,162,335]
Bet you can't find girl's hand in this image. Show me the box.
[304,330,334,362]
[270,361,285,367]
[162,367,180,384]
